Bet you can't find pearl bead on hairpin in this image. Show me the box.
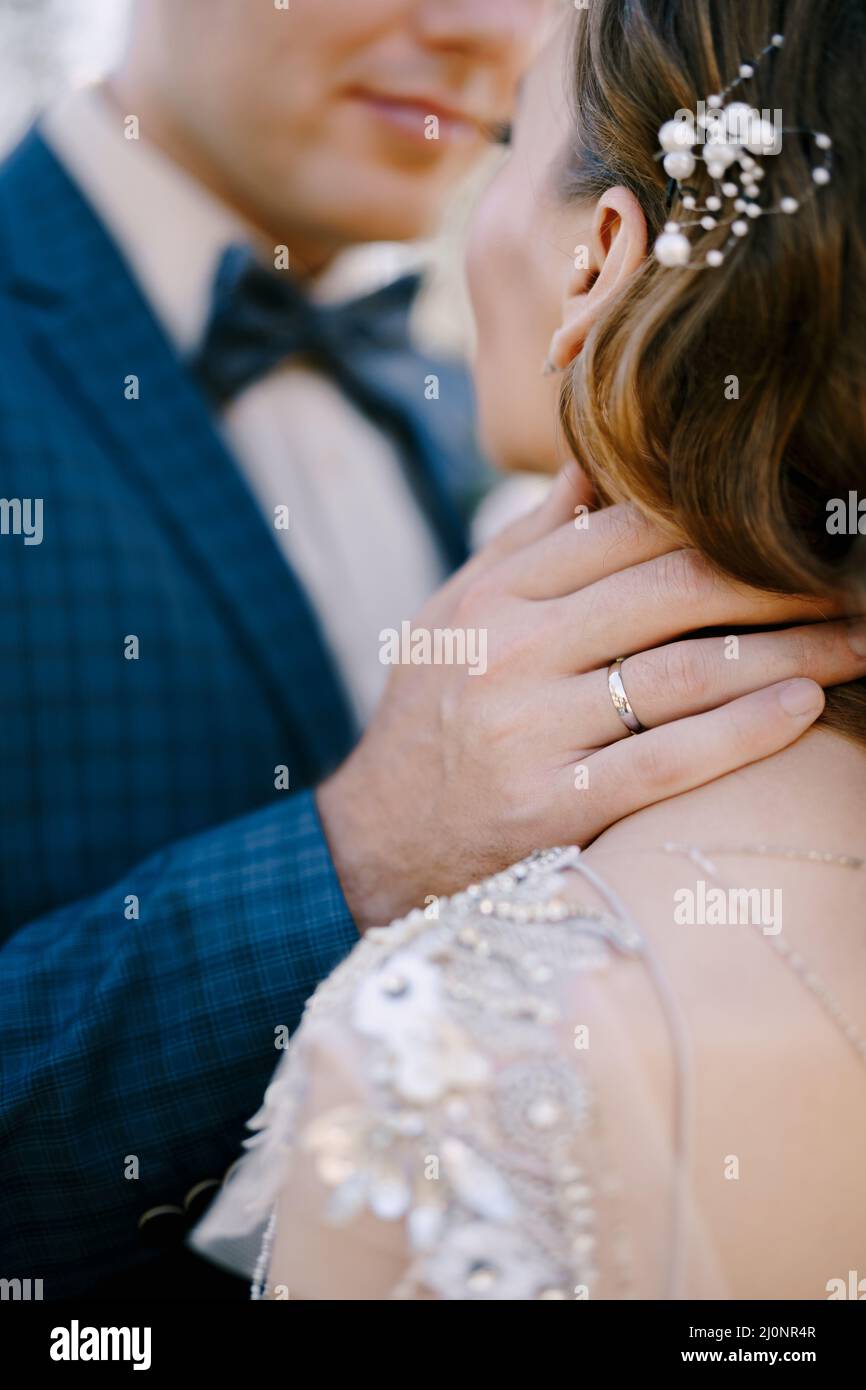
[653,32,833,270]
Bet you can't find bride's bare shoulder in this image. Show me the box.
[572,728,866,978]
[586,725,866,866]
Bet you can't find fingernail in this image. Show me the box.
[847,619,866,656]
[777,679,824,718]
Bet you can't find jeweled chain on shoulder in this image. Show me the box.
[663,841,863,870]
[660,840,866,1069]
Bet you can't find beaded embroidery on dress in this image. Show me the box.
[191,847,648,1299]
[189,840,865,1300]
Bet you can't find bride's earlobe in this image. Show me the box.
[546,295,594,372]
[544,262,597,371]
[541,355,565,377]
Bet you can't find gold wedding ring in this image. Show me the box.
[607,657,646,735]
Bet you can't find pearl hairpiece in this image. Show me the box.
[653,32,833,269]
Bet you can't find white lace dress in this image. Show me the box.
[190,842,866,1300]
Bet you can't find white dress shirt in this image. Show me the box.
[41,86,447,728]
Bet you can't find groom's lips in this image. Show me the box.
[346,87,485,144]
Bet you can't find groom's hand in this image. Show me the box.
[318,465,866,929]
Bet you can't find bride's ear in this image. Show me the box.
[547,186,648,370]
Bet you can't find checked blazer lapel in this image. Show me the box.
[0,131,356,779]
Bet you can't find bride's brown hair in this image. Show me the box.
[560,0,866,744]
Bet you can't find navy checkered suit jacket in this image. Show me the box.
[0,130,488,1297]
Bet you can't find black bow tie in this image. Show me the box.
[190,244,422,407]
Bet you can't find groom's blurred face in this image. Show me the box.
[138,0,545,254]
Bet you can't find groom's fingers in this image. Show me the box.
[584,619,866,742]
[580,679,827,831]
[501,501,677,599]
[557,549,844,671]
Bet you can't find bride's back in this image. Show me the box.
[578,724,866,1297]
